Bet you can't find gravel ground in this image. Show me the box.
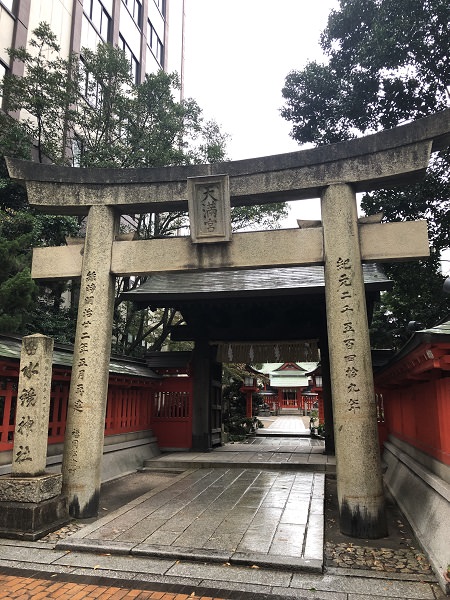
[324,474,433,575]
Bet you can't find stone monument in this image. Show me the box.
[0,334,68,539]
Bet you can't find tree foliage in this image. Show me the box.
[4,22,77,164]
[0,105,78,336]
[282,0,450,145]
[0,211,36,332]
[281,0,450,348]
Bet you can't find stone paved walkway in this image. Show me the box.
[57,467,324,572]
[257,415,309,434]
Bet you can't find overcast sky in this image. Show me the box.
[182,0,339,225]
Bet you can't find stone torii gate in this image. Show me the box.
[7,109,450,538]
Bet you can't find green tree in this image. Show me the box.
[0,24,81,337]
[0,210,36,332]
[3,22,77,165]
[281,0,450,348]
[0,109,78,336]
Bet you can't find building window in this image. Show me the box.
[0,61,7,108]
[83,0,111,41]
[122,0,142,28]
[80,57,102,107]
[119,34,139,84]
[153,0,165,17]
[0,0,14,13]
[147,20,164,67]
[72,138,83,167]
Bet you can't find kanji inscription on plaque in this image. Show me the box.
[187,175,231,243]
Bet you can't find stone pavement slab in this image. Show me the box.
[289,571,437,598]
[143,442,336,473]
[57,468,325,573]
[166,559,293,588]
[257,415,310,436]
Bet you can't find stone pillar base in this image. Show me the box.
[0,473,69,540]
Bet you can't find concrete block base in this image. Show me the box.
[0,494,69,541]
[0,473,62,503]
[383,439,450,594]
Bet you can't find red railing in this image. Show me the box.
[150,378,193,449]
[0,377,17,451]
[152,390,190,419]
[376,378,450,465]
[105,377,152,435]
[0,362,155,451]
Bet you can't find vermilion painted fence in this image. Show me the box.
[376,378,450,465]
[375,392,387,451]
[0,376,16,450]
[47,377,70,443]
[375,341,450,466]
[105,376,153,436]
[0,359,155,452]
[149,377,193,450]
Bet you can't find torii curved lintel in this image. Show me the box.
[6,109,450,215]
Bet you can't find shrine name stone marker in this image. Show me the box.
[0,334,68,539]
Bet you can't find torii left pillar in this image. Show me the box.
[61,205,118,518]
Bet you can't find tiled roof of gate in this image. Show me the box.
[0,335,160,379]
[125,263,391,301]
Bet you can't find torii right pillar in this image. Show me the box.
[322,183,388,539]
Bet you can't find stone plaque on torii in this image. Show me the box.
[7,109,450,538]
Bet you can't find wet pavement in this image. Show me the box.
[0,416,446,599]
[55,418,325,571]
[57,468,324,572]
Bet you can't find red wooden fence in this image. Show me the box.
[105,376,153,436]
[0,355,195,453]
[0,377,16,450]
[0,361,154,452]
[149,377,193,449]
[376,378,450,465]
[375,340,450,466]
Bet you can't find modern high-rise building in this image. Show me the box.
[0,0,185,105]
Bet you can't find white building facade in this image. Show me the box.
[0,0,184,104]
